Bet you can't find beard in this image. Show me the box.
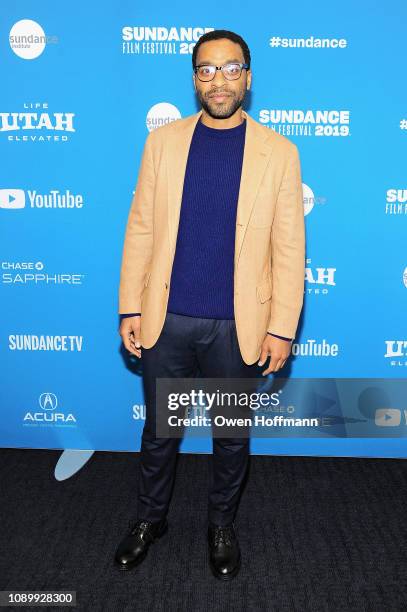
[196,85,247,120]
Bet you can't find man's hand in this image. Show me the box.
[119,316,142,358]
[258,334,292,375]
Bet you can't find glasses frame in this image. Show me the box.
[193,62,250,82]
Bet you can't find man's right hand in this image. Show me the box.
[119,316,142,358]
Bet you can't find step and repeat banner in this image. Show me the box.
[1,1,406,459]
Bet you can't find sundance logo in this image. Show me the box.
[132,404,146,420]
[9,19,58,60]
[146,102,181,132]
[9,334,84,352]
[122,26,214,55]
[23,392,77,427]
[302,183,327,216]
[385,189,407,215]
[259,109,350,137]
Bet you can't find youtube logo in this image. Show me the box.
[375,408,401,427]
[0,189,25,209]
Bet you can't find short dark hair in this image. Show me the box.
[192,29,251,70]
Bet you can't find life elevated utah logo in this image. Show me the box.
[305,258,337,295]
[0,102,75,142]
[23,392,77,427]
[384,340,407,367]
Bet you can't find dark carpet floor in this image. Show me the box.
[1,448,407,611]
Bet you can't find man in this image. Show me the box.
[115,29,305,580]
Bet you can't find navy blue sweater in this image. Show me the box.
[121,116,292,342]
[167,116,245,318]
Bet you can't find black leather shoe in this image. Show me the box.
[114,518,168,571]
[208,522,241,580]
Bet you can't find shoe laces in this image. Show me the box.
[128,519,151,536]
[212,524,235,547]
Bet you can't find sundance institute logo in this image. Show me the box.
[9,19,58,59]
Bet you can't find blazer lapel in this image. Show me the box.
[166,108,274,269]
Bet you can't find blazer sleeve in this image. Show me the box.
[118,131,156,314]
[267,143,305,340]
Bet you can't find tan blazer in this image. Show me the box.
[119,108,305,365]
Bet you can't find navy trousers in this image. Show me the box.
[138,311,262,526]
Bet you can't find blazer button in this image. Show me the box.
[165,282,168,289]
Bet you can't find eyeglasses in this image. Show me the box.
[193,62,249,82]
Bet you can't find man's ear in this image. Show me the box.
[246,70,252,90]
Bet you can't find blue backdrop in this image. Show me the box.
[1,0,406,459]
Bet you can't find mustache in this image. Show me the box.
[207,91,233,97]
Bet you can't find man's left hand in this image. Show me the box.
[258,335,292,375]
